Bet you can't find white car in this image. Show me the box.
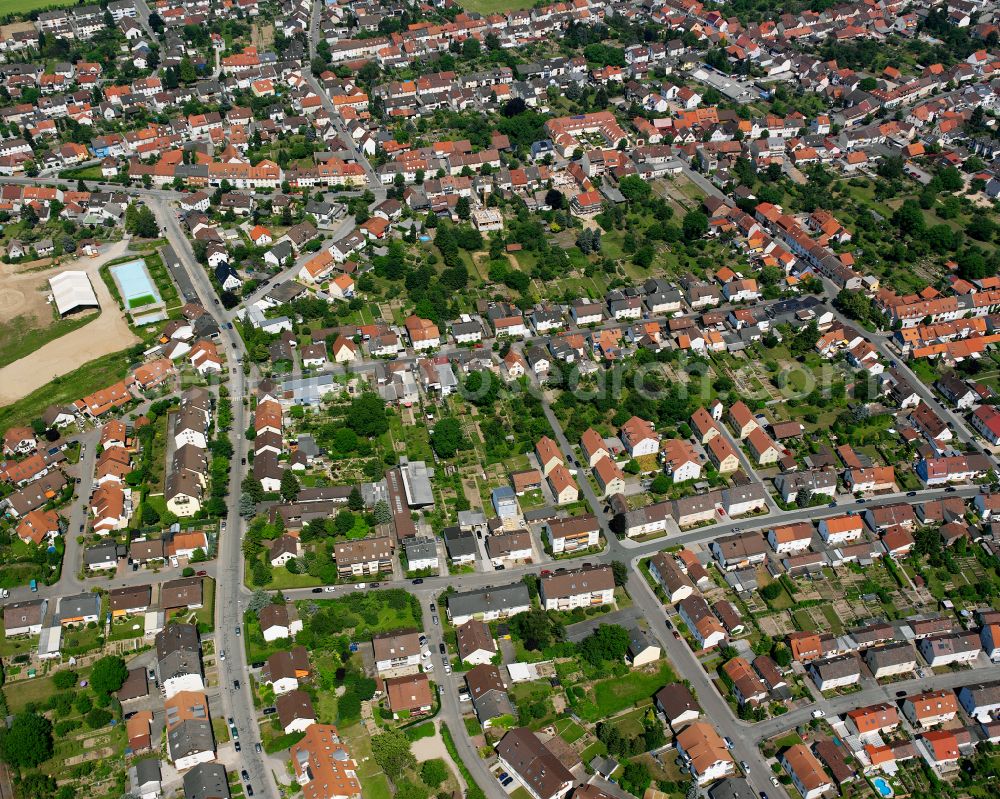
[324,586,336,592]
[421,650,431,659]
[220,650,226,661]
[444,664,452,674]
[424,662,434,672]
[811,709,825,718]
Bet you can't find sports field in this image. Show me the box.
[1,0,71,15]
[459,0,535,13]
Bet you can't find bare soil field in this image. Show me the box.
[0,241,140,406]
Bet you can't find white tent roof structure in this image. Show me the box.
[49,270,99,315]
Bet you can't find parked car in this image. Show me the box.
[432,615,439,625]
[311,588,323,593]
[235,741,241,752]
[412,578,424,585]
[233,680,240,690]
[242,771,250,782]
[196,570,207,577]
[439,643,446,654]
[324,587,336,592]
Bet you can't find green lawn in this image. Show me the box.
[6,671,60,714]
[0,0,73,13]
[128,294,157,309]
[792,609,817,631]
[773,733,803,750]
[576,662,676,721]
[554,717,586,744]
[0,348,133,430]
[0,635,39,657]
[342,723,393,799]
[0,310,97,369]
[61,624,104,657]
[253,560,322,590]
[458,0,534,12]
[297,591,422,640]
[58,165,105,181]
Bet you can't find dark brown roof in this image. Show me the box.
[465,663,506,699]
[655,683,701,721]
[540,565,614,599]
[110,584,151,611]
[456,619,496,661]
[276,689,316,728]
[259,603,290,631]
[160,577,203,610]
[117,666,150,701]
[495,728,574,799]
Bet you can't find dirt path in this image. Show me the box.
[0,240,140,405]
[411,724,469,791]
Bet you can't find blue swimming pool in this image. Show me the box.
[872,777,893,797]
[110,259,161,308]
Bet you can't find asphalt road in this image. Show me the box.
[148,197,276,799]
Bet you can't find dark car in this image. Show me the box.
[234,680,241,690]
[234,741,241,752]
[828,502,837,508]
[439,642,446,654]
[371,583,380,588]
[673,630,680,639]
[311,587,323,593]
[196,570,207,576]
[945,486,957,493]
[856,498,866,503]
[896,690,907,697]
[412,578,424,585]
[429,602,436,611]
[242,771,251,782]
[907,491,917,496]
[247,787,254,797]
